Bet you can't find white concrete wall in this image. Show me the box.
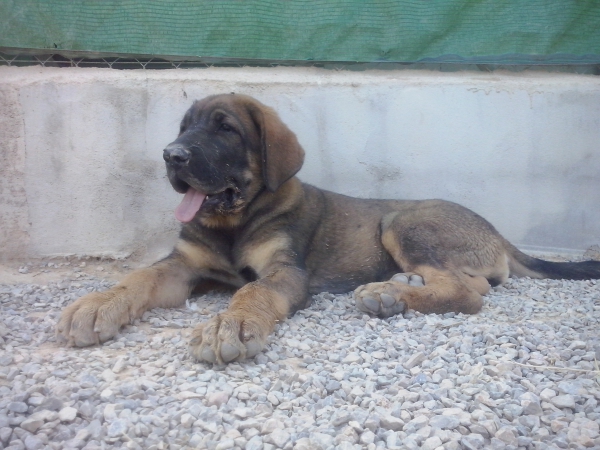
[1,66,599,261]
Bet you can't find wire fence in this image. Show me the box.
[0,52,217,69]
[1,50,599,74]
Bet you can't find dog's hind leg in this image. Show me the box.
[355,266,485,316]
[354,209,493,316]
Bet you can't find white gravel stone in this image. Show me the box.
[421,435,443,450]
[495,426,518,446]
[215,438,235,450]
[403,351,426,369]
[462,433,486,449]
[99,388,115,402]
[342,353,363,364]
[180,413,194,428]
[19,417,44,433]
[23,435,44,450]
[105,404,125,424]
[267,429,290,447]
[539,388,556,402]
[206,391,229,407]
[429,415,460,430]
[245,435,263,450]
[111,357,127,373]
[100,368,117,382]
[107,419,128,437]
[550,394,576,409]
[8,402,28,413]
[380,415,404,431]
[359,430,375,445]
[58,406,78,422]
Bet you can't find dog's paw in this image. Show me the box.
[390,272,424,286]
[56,290,132,347]
[189,313,267,364]
[354,283,407,317]
[354,273,423,317]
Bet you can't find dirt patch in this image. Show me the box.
[0,256,136,284]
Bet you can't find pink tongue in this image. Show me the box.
[175,188,206,223]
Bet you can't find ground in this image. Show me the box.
[0,256,599,450]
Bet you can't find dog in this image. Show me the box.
[56,93,600,364]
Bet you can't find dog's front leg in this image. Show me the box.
[56,255,196,347]
[56,239,239,348]
[190,266,308,364]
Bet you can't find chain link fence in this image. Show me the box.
[2,50,600,74]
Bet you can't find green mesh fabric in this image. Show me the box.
[1,0,599,64]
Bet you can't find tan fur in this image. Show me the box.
[242,235,291,276]
[176,240,224,270]
[462,253,510,286]
[200,214,245,229]
[57,93,600,363]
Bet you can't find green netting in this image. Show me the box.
[1,0,599,64]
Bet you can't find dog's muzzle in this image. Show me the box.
[163,144,191,167]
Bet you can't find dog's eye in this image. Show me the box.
[219,123,234,132]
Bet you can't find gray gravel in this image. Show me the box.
[1,264,599,450]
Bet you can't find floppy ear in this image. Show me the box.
[250,104,305,192]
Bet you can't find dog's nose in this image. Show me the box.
[163,144,191,166]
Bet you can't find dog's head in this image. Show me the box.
[163,94,305,226]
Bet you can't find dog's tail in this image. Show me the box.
[506,242,600,280]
